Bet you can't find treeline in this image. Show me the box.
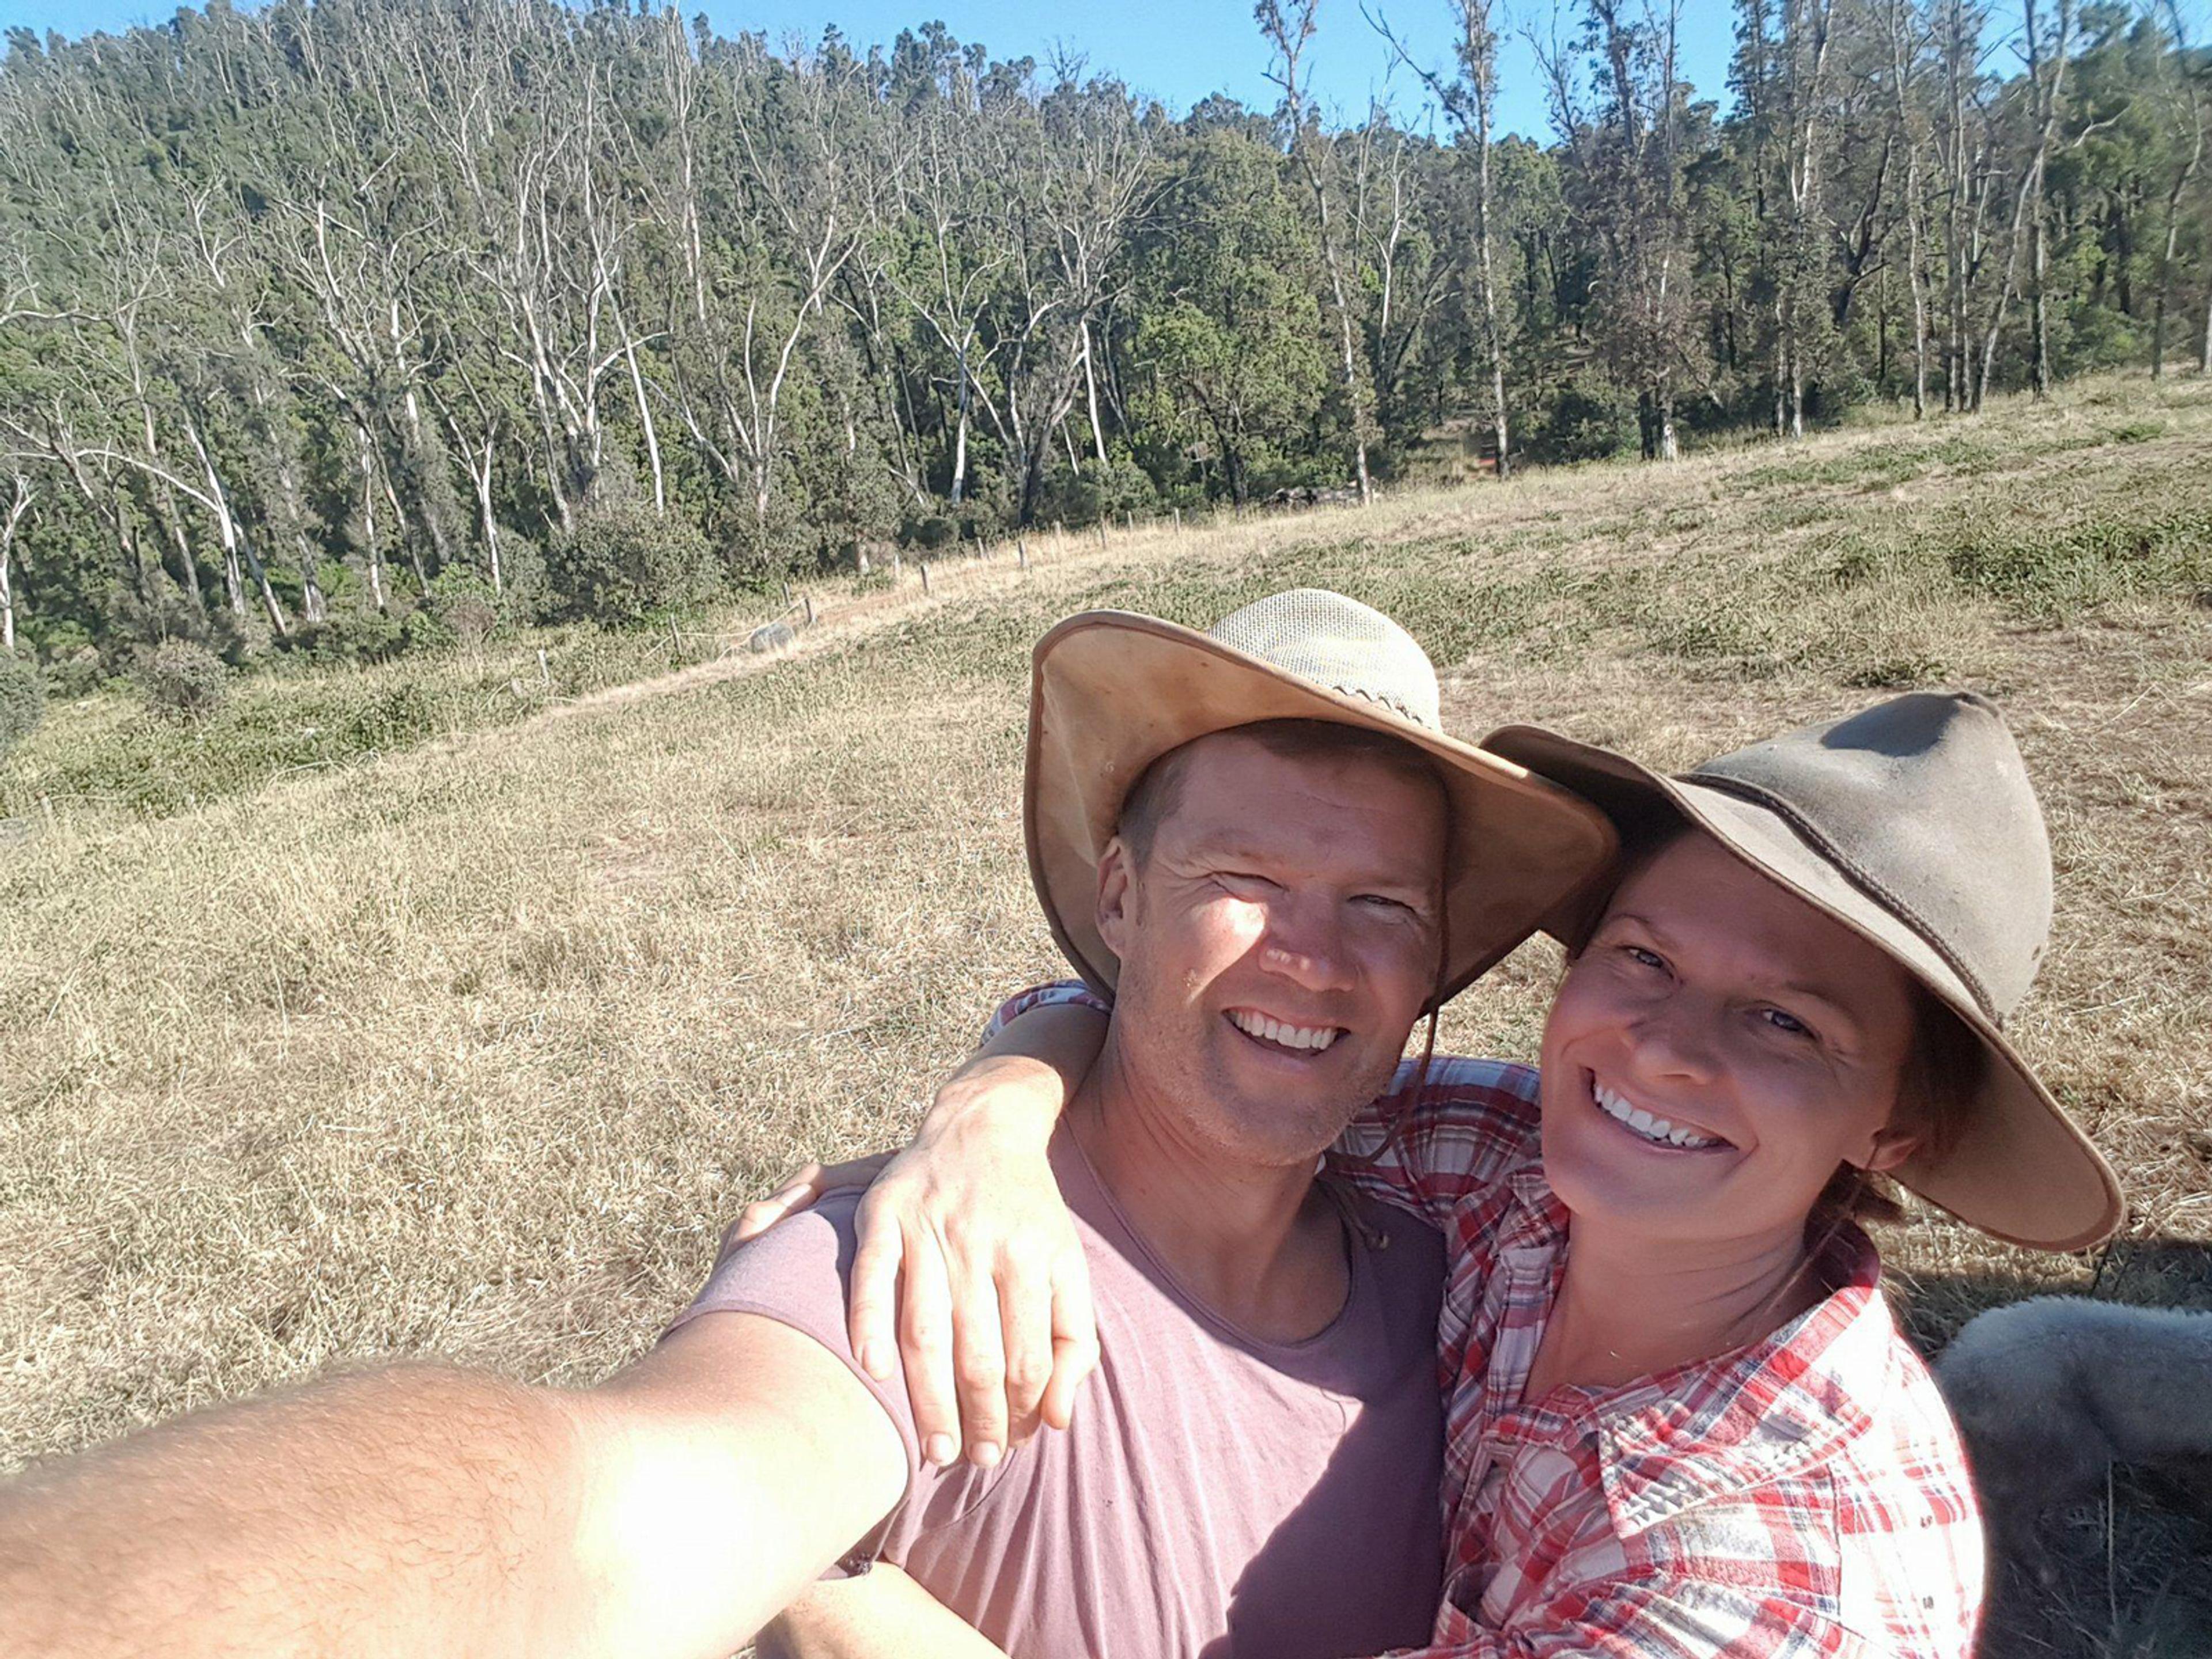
[0,0,2205,676]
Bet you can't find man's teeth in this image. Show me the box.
[1228,1009,1342,1052]
[1592,1081,1721,1150]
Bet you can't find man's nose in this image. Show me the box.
[1256,896,1355,993]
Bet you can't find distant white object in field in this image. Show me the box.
[1935,1296,2212,1574]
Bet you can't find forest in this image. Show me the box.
[0,0,2205,679]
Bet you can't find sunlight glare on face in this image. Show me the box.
[1096,732,1446,1171]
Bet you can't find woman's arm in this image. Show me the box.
[759,1565,1011,1659]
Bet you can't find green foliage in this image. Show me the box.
[545,503,722,628]
[402,569,505,654]
[137,641,230,723]
[0,0,2203,667]
[0,650,44,763]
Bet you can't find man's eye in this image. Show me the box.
[1759,1007,1816,1040]
[1620,945,1667,971]
[1354,893,1414,914]
[1218,871,1278,893]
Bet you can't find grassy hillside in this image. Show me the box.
[3,376,2209,1653]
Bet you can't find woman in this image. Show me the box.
[747,690,2120,1657]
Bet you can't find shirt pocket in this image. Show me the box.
[1435,1563,1494,1645]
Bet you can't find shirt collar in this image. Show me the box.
[1490,1171,1898,1537]
[1594,1226,1893,1536]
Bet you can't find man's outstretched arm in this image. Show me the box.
[0,1311,907,1659]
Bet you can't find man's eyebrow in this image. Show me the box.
[1175,832,1438,894]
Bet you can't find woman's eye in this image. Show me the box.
[1620,945,1667,972]
[1354,893,1413,914]
[1759,1007,1816,1040]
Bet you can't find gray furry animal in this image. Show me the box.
[1934,1296,2212,1574]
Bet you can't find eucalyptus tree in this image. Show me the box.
[1258,0,1379,500]
[1540,0,1699,459]
[1131,123,1328,503]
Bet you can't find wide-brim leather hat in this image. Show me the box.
[1027,589,1617,1010]
[1487,692,2123,1252]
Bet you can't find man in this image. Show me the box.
[0,589,1611,1659]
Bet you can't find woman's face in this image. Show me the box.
[1538,831,1922,1251]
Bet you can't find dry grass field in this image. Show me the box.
[3,376,2209,1654]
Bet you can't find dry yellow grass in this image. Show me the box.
[2,375,2208,1654]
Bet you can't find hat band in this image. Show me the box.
[1680,772,2001,1022]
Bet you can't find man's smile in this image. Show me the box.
[1225,1006,1347,1055]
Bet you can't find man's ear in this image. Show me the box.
[1096,836,1138,957]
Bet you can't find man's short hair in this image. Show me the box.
[1116,718,1448,866]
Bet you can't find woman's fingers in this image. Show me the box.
[1039,1255,1101,1434]
[948,1241,1012,1467]
[896,1222,965,1469]
[847,1187,906,1382]
[994,1248,1055,1449]
[721,1161,824,1262]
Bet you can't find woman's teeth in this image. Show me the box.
[1227,1009,1342,1052]
[1592,1081,1721,1150]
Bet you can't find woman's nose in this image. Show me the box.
[1631,994,1724,1082]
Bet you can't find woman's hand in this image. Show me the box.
[843,1055,1099,1472]
[724,996,1109,1471]
[722,1153,894,1264]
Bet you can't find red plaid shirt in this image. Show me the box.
[993,987,1986,1659]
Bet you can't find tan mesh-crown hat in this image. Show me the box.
[1025,589,1617,1009]
[1487,692,2123,1252]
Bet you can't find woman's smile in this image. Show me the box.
[1587,1075,1728,1152]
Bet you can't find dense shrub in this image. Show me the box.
[544,502,721,626]
[138,640,230,722]
[0,652,44,762]
[403,567,505,654]
[296,604,407,665]
[1526,381,1636,465]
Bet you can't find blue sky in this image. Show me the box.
[5,0,1749,141]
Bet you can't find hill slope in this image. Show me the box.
[4,377,2210,1653]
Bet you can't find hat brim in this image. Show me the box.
[1484,723,2123,1253]
[1026,613,1618,1012]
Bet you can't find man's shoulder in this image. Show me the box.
[673,1194,921,1474]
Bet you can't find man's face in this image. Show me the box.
[1094,732,1447,1169]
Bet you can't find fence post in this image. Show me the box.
[892,551,903,581]
[1173,507,1181,534]
[1096,520,1108,548]
[802,592,816,627]
[537,647,551,689]
[1017,536,1028,570]
[920,560,931,596]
